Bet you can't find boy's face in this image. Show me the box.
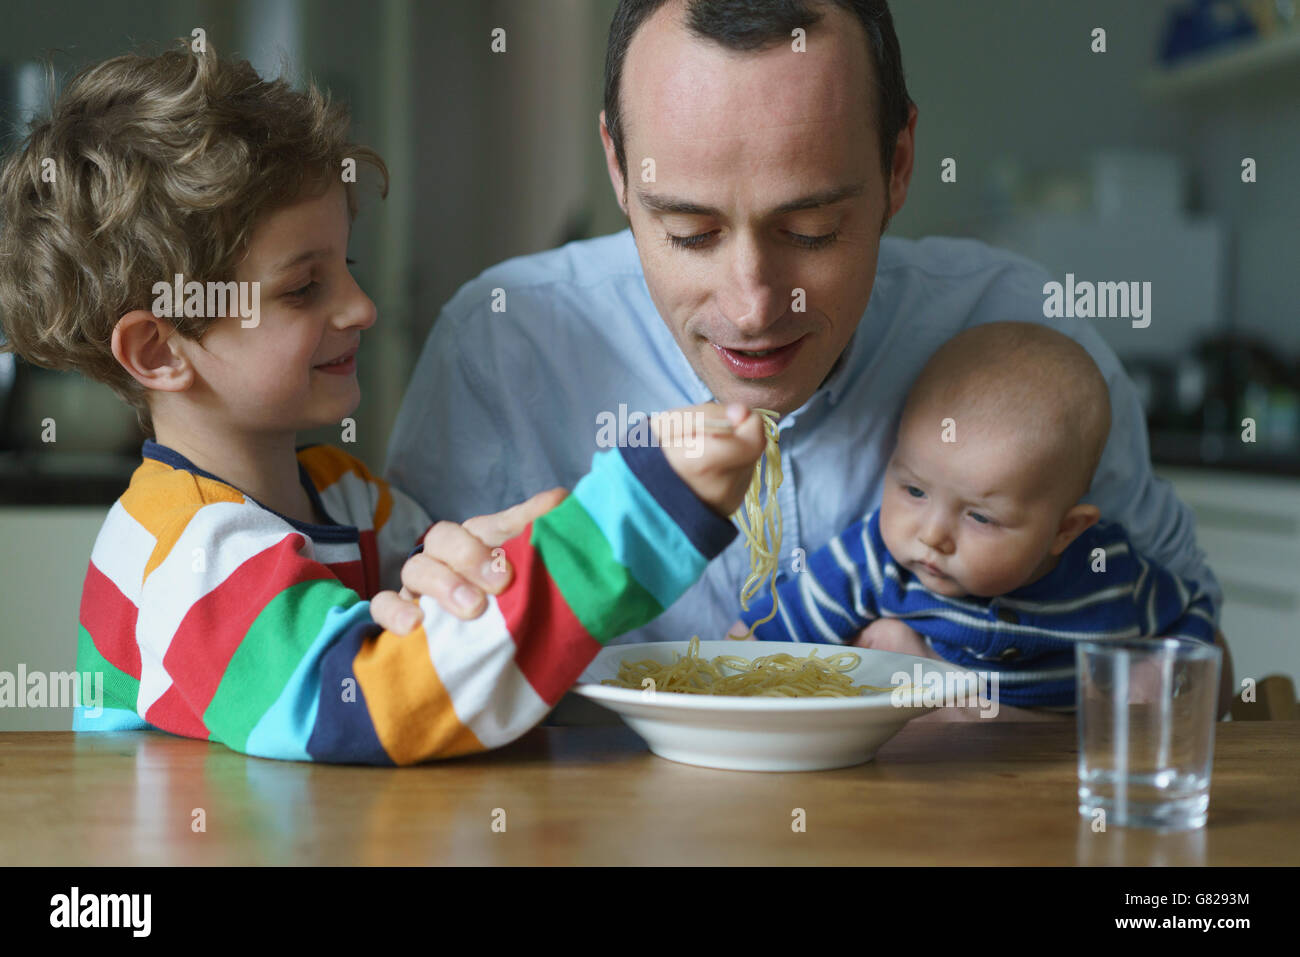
[878,409,1075,599]
[183,181,375,433]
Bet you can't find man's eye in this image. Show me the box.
[667,231,716,250]
[789,230,838,250]
[286,281,316,299]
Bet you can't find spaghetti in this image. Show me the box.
[731,408,782,639]
[602,635,896,697]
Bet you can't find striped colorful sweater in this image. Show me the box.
[75,439,736,763]
[739,508,1218,709]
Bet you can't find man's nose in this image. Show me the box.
[717,232,782,335]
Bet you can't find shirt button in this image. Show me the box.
[999,647,1022,661]
[996,607,1020,624]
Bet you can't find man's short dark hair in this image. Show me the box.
[604,0,913,190]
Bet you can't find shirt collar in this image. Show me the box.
[140,438,351,538]
[818,322,863,407]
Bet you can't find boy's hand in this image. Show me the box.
[654,402,766,517]
[370,487,569,634]
[371,403,761,635]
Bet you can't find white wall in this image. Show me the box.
[0,507,106,730]
[887,0,1299,351]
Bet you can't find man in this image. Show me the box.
[376,0,1232,719]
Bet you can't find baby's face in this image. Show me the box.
[878,413,1074,598]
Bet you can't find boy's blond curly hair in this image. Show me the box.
[0,41,388,431]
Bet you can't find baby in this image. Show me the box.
[0,43,764,763]
[733,321,1218,712]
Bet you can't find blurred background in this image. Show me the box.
[1,0,1297,727]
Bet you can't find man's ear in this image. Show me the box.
[598,110,629,217]
[1050,502,1101,556]
[111,310,194,393]
[885,101,919,224]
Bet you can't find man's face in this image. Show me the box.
[602,1,913,414]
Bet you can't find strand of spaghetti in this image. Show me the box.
[732,409,782,639]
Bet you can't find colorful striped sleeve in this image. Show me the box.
[77,443,736,764]
[740,510,882,643]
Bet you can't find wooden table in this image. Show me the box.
[1,720,1296,865]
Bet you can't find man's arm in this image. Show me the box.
[897,629,1234,722]
[385,307,522,523]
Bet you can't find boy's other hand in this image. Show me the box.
[370,486,569,633]
[655,403,765,518]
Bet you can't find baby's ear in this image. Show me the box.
[111,310,193,393]
[1051,503,1101,554]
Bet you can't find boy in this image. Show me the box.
[0,44,764,763]
[732,321,1218,712]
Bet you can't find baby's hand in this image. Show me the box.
[654,403,766,518]
[726,619,756,640]
[852,618,939,659]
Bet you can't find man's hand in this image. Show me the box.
[371,402,761,636]
[370,487,569,634]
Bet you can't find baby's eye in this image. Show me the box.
[905,485,924,498]
[968,511,992,525]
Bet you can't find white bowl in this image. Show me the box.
[573,641,979,772]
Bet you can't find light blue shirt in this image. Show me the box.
[385,229,1221,646]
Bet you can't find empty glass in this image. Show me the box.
[1076,637,1222,830]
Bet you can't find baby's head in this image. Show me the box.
[879,321,1112,599]
[0,43,387,439]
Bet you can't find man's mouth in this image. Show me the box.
[711,337,805,379]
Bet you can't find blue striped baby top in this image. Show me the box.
[738,508,1218,709]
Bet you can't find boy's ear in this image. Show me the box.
[1050,503,1101,556]
[111,310,193,393]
